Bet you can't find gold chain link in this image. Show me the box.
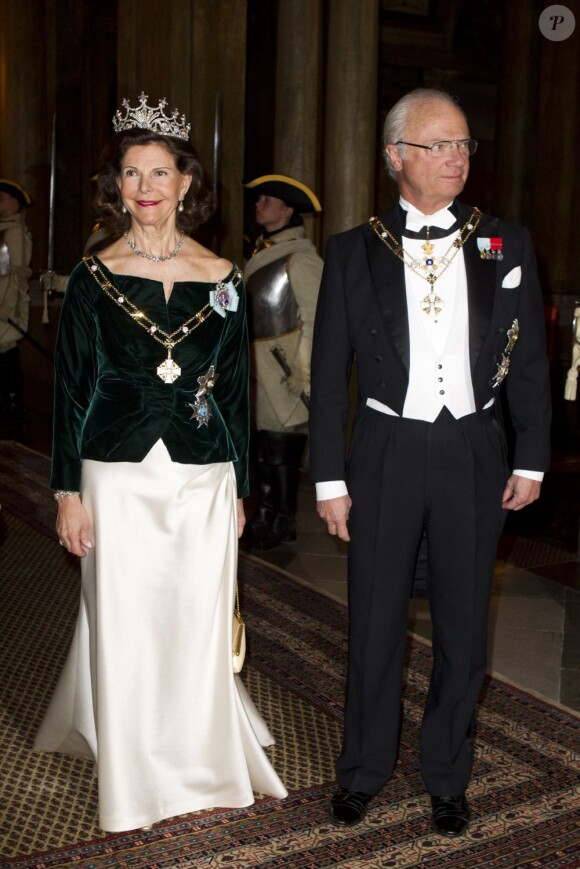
[369,208,482,287]
[82,255,242,350]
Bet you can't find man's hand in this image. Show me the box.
[317,495,352,541]
[284,371,309,399]
[502,474,542,511]
[56,495,94,557]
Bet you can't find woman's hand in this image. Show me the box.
[56,495,94,557]
[237,498,246,538]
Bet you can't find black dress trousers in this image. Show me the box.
[336,404,509,796]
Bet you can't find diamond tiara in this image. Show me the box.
[112,92,191,141]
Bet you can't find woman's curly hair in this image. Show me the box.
[94,128,215,235]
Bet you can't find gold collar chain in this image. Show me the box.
[369,208,482,288]
[83,255,242,383]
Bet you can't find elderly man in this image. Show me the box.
[309,89,551,837]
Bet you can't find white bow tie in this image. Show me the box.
[402,202,456,232]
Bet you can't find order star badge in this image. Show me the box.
[492,319,519,388]
[188,365,219,427]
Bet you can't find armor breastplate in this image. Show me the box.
[246,256,300,339]
[0,230,11,277]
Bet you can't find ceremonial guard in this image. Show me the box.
[0,179,32,427]
[243,174,323,550]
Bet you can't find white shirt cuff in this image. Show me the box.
[315,480,349,501]
[315,471,543,501]
[513,469,544,482]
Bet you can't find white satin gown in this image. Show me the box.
[34,440,287,832]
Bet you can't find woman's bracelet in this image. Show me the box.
[53,490,80,501]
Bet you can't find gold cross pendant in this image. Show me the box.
[420,292,445,317]
[157,348,181,383]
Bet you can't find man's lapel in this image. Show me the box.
[363,206,409,374]
[457,201,498,378]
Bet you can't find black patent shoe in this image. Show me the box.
[430,794,470,837]
[329,788,373,826]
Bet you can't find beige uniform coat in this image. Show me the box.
[244,226,323,430]
[0,212,32,353]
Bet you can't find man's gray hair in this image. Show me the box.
[382,89,466,180]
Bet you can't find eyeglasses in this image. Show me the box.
[395,139,478,157]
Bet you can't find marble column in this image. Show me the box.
[0,0,49,269]
[274,0,323,237]
[322,0,379,242]
[531,11,580,298]
[492,0,539,225]
[117,0,192,117]
[190,0,247,263]
[117,0,247,264]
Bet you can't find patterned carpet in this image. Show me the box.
[1,441,579,868]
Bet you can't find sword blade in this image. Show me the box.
[47,113,57,272]
[7,318,54,362]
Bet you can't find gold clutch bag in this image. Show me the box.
[232,582,246,673]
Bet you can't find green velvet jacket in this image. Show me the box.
[51,257,250,498]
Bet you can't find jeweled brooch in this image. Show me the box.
[209,279,240,318]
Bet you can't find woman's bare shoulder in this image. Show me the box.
[92,237,130,272]
[183,239,233,282]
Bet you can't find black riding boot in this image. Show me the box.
[0,347,24,426]
[242,430,277,549]
[267,432,308,545]
[244,430,307,551]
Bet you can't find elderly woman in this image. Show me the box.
[34,94,287,832]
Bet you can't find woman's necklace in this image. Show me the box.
[83,255,242,383]
[369,208,482,317]
[123,230,185,263]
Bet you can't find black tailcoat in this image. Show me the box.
[309,200,551,795]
